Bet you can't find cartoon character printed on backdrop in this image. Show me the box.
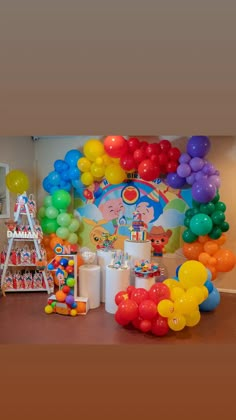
[148,226,173,257]
[135,195,163,230]
[98,197,127,234]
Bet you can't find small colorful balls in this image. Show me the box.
[68,260,74,266]
[48,263,54,270]
[44,305,54,314]
[66,266,74,274]
[65,295,75,306]
[60,258,69,267]
[55,290,67,302]
[62,285,70,294]
[51,302,57,309]
[71,302,78,309]
[70,309,78,317]
[66,278,75,287]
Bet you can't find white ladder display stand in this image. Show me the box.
[1,193,51,295]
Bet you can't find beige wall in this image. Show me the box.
[0,136,34,250]
[1,135,236,290]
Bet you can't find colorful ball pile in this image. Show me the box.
[114,260,221,336]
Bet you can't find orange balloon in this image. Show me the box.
[206,265,218,280]
[77,254,84,268]
[198,235,209,244]
[203,241,219,256]
[50,236,64,250]
[215,233,227,246]
[183,242,204,260]
[42,235,51,247]
[209,257,217,266]
[214,249,236,272]
[198,252,211,265]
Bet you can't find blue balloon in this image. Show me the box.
[42,177,52,193]
[199,287,220,312]
[68,167,81,180]
[61,170,71,181]
[64,149,83,166]
[72,179,84,189]
[175,264,182,277]
[47,171,61,186]
[48,186,60,194]
[204,280,214,294]
[59,180,71,192]
[54,159,69,173]
[71,302,77,309]
[206,269,212,281]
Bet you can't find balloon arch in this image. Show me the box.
[5,135,236,335]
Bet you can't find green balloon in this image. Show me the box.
[185,209,195,218]
[57,212,71,227]
[199,202,215,215]
[56,226,70,240]
[68,233,78,244]
[182,229,198,243]
[212,192,220,204]
[184,217,191,228]
[68,218,80,233]
[192,199,201,208]
[211,211,225,225]
[38,206,46,219]
[215,202,226,212]
[45,206,59,220]
[220,221,230,232]
[190,213,213,236]
[41,217,59,234]
[52,189,71,210]
[44,195,53,208]
[209,226,222,239]
[66,278,75,287]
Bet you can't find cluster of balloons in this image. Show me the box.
[115,260,220,336]
[183,233,235,280]
[43,149,83,195]
[167,136,220,200]
[6,170,29,194]
[103,136,182,182]
[38,189,80,245]
[183,192,230,242]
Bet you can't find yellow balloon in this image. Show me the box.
[83,139,104,162]
[102,154,113,166]
[174,294,198,315]
[77,157,91,172]
[70,309,77,317]
[81,171,94,186]
[95,157,104,166]
[178,260,208,289]
[6,170,29,194]
[185,310,201,327]
[163,279,184,289]
[90,162,105,178]
[186,286,205,305]
[171,287,185,301]
[44,305,53,314]
[105,164,126,185]
[157,299,175,317]
[168,314,186,331]
[201,286,209,300]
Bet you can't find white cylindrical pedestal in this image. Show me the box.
[105,267,130,314]
[79,265,101,309]
[124,240,151,286]
[135,276,156,290]
[97,249,114,303]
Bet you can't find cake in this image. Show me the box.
[129,211,147,241]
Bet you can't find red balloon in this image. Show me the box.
[168,147,181,161]
[104,136,128,158]
[159,140,172,152]
[151,315,169,336]
[127,285,136,298]
[66,266,74,274]
[157,153,169,167]
[118,299,139,322]
[131,288,149,305]
[133,148,147,164]
[139,319,152,333]
[115,291,128,306]
[138,159,160,181]
[127,137,140,153]
[120,154,136,171]
[115,310,130,326]
[83,189,93,199]
[132,316,142,329]
[145,143,161,157]
[166,161,179,173]
[149,283,171,304]
[140,141,148,151]
[139,299,157,320]
[62,285,70,294]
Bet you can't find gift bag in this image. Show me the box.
[15,271,24,289]
[23,271,33,289]
[4,271,14,290]
[33,271,43,289]
[28,194,37,216]
[47,272,54,292]
[20,246,31,265]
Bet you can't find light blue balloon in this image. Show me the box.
[199,287,220,312]
[47,170,61,186]
[64,149,83,166]
[206,269,212,281]
[204,279,214,294]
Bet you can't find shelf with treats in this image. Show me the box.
[1,193,52,296]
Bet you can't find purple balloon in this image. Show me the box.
[166,173,186,189]
[187,136,211,158]
[65,295,75,306]
[192,179,217,203]
[179,153,191,164]
[202,162,216,176]
[208,175,221,189]
[186,173,196,185]
[177,163,191,178]
[189,157,204,172]
[195,171,208,182]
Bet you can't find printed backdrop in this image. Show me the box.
[74,173,192,254]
